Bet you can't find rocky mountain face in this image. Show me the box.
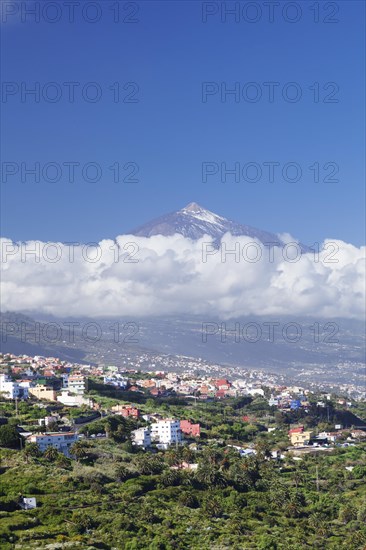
[130,202,310,251]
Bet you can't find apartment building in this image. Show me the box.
[0,374,29,399]
[150,419,182,447]
[68,374,88,395]
[131,427,151,448]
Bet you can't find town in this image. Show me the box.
[0,352,365,456]
[0,352,365,549]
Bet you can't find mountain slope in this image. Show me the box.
[130,202,310,250]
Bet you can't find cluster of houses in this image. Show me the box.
[288,425,366,447]
[0,368,92,408]
[267,387,353,412]
[2,353,365,459]
[20,413,199,457]
[1,353,355,413]
[105,370,266,400]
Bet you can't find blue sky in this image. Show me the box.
[1,0,365,246]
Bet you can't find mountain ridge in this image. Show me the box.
[129,202,311,251]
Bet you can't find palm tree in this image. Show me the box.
[70,441,88,461]
[229,462,254,491]
[182,446,195,464]
[291,466,307,489]
[165,448,184,468]
[202,493,223,517]
[283,491,305,518]
[160,469,181,487]
[115,465,130,482]
[308,512,329,536]
[43,445,60,461]
[136,454,165,475]
[202,447,222,466]
[268,479,290,509]
[55,453,71,469]
[255,440,272,461]
[196,463,227,488]
[23,442,41,462]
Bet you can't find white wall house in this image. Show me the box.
[247,387,265,397]
[0,374,29,399]
[268,395,279,407]
[103,375,128,388]
[27,432,79,457]
[150,419,182,447]
[38,414,60,427]
[131,427,151,448]
[68,375,88,395]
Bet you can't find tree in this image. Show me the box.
[195,464,227,488]
[46,420,59,432]
[201,446,223,466]
[71,510,94,534]
[228,462,255,492]
[159,469,181,487]
[55,453,71,469]
[70,441,88,461]
[291,465,307,489]
[136,455,165,475]
[182,446,195,464]
[228,513,248,535]
[43,445,60,461]
[178,491,199,508]
[339,504,357,524]
[283,492,304,518]
[23,442,41,462]
[255,440,272,461]
[268,479,290,509]
[202,493,223,517]
[0,424,21,449]
[116,465,131,482]
[308,512,329,536]
[165,447,184,468]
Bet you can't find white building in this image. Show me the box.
[247,387,265,397]
[19,380,33,391]
[68,375,88,395]
[38,414,60,427]
[103,375,128,388]
[150,419,182,447]
[131,427,151,448]
[0,374,29,399]
[27,432,79,457]
[57,391,93,407]
[20,497,37,510]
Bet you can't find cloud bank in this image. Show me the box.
[1,234,365,320]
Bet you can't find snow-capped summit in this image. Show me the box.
[129,202,310,251]
[181,201,202,213]
[180,202,227,226]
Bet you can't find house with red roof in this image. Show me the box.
[180,420,200,437]
[214,379,232,390]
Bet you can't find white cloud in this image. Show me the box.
[0,234,365,319]
[276,232,298,244]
